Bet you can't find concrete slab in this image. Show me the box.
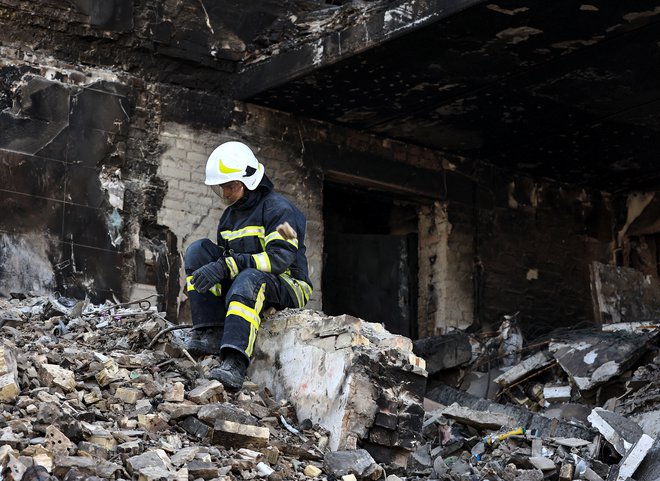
[250,310,427,457]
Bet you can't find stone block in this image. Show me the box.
[543,384,571,403]
[187,461,219,480]
[374,412,398,430]
[0,373,20,403]
[198,403,257,426]
[159,402,201,419]
[164,382,185,402]
[250,310,426,455]
[212,419,270,448]
[303,465,322,477]
[529,457,556,471]
[549,331,651,392]
[126,449,172,477]
[588,408,643,456]
[45,426,74,455]
[442,403,517,430]
[39,364,76,392]
[180,416,212,440]
[323,449,384,481]
[494,351,553,387]
[616,434,654,481]
[187,380,224,404]
[115,387,142,404]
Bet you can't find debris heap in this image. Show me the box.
[414,319,660,481]
[0,296,421,481]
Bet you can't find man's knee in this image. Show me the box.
[227,268,270,300]
[184,239,218,272]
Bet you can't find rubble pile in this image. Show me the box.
[2,291,660,481]
[414,319,660,481]
[0,296,393,481]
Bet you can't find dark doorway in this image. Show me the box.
[322,182,419,339]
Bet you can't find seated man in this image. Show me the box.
[184,141,313,390]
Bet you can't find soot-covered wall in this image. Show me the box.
[0,0,627,336]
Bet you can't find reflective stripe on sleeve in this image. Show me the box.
[220,226,265,242]
[265,231,299,248]
[187,275,222,296]
[225,257,239,279]
[252,252,271,272]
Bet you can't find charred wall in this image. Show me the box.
[0,0,240,315]
[0,0,629,334]
[224,104,618,337]
[470,173,615,338]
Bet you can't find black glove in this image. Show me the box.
[191,260,228,294]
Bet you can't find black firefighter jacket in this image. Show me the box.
[215,175,313,305]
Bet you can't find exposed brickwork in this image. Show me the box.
[156,120,324,309]
[0,1,622,336]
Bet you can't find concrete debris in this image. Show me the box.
[249,311,427,462]
[323,449,384,480]
[0,295,441,480]
[549,330,654,391]
[412,330,472,374]
[418,312,660,481]
[1,290,660,481]
[588,408,643,455]
[614,434,654,481]
[494,350,554,387]
[442,402,517,430]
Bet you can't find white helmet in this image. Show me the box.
[205,141,265,190]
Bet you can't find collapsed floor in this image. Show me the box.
[0,295,659,481]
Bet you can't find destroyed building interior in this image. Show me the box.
[1,0,660,480]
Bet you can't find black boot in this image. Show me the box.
[185,327,223,357]
[209,349,248,391]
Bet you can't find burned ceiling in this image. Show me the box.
[242,1,660,193]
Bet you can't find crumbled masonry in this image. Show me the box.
[2,295,660,480]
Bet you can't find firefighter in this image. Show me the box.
[183,141,313,391]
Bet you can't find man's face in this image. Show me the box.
[211,181,245,206]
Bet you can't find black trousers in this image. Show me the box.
[184,239,301,361]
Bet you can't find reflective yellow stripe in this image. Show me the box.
[255,282,266,313]
[247,324,257,358]
[228,302,260,328]
[220,226,265,242]
[265,231,284,244]
[227,283,266,358]
[298,280,313,302]
[252,252,271,272]
[225,257,239,279]
[281,275,303,307]
[187,275,222,296]
[247,284,266,357]
[280,275,312,307]
[265,231,299,249]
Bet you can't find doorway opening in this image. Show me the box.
[322,182,419,339]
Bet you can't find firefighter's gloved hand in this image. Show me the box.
[191,260,228,294]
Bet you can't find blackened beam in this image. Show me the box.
[235,0,486,99]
